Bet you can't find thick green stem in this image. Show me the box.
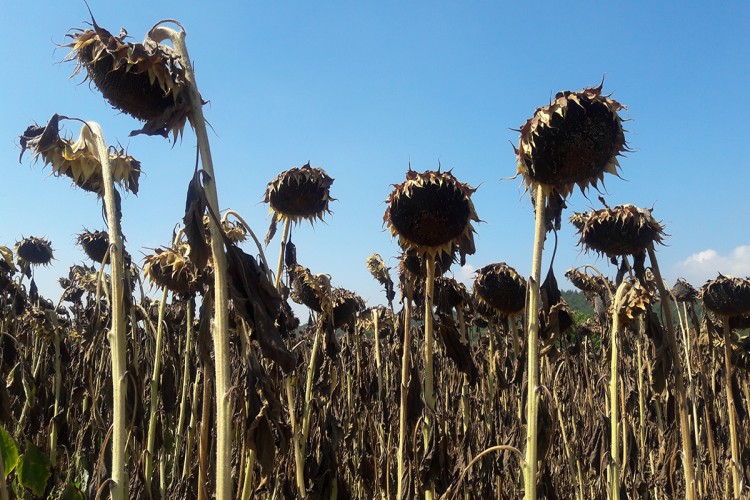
[722,317,741,499]
[152,26,233,500]
[523,185,546,499]
[86,122,128,500]
[647,246,696,500]
[396,285,413,500]
[145,287,169,491]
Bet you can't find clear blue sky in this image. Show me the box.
[3,1,749,310]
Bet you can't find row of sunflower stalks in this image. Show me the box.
[3,230,750,499]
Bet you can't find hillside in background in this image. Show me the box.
[561,289,593,317]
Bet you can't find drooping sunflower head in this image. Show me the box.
[332,288,365,330]
[400,248,456,278]
[701,275,750,317]
[435,276,469,313]
[385,169,478,263]
[613,278,653,326]
[19,114,142,196]
[357,305,395,337]
[672,278,698,303]
[64,17,191,138]
[473,262,527,315]
[470,293,501,326]
[203,215,247,244]
[565,268,613,296]
[16,237,54,267]
[516,83,627,198]
[143,244,201,294]
[574,204,665,257]
[76,229,110,264]
[289,264,332,314]
[366,253,395,303]
[66,264,103,293]
[264,163,335,224]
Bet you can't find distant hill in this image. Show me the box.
[561,289,593,316]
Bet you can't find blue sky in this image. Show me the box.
[2,1,749,310]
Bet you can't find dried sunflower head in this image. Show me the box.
[435,276,469,313]
[70,263,104,292]
[473,262,527,315]
[19,114,141,195]
[203,215,247,244]
[565,268,613,296]
[574,204,665,257]
[385,169,478,264]
[516,83,627,199]
[471,292,502,324]
[0,246,17,274]
[399,248,456,279]
[613,278,653,326]
[76,229,109,263]
[366,253,395,304]
[701,275,750,317]
[672,278,699,303]
[332,288,365,330]
[143,244,201,294]
[64,17,191,138]
[289,264,332,314]
[357,305,395,336]
[16,237,54,267]
[264,163,335,225]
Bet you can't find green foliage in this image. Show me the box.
[561,289,593,317]
[0,425,20,477]
[17,441,51,498]
[60,483,86,500]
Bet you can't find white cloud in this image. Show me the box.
[454,263,477,288]
[674,245,750,285]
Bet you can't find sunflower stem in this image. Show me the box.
[523,184,546,500]
[50,313,61,467]
[172,297,194,484]
[301,326,322,455]
[154,26,233,500]
[145,287,169,493]
[274,218,291,291]
[85,121,129,500]
[647,245,696,500]
[423,256,436,500]
[373,308,383,401]
[285,376,306,496]
[722,316,741,499]
[609,280,630,500]
[396,284,414,500]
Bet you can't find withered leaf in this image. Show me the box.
[435,313,477,381]
[264,218,277,247]
[183,168,210,271]
[19,114,62,163]
[248,411,275,486]
[224,240,297,373]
